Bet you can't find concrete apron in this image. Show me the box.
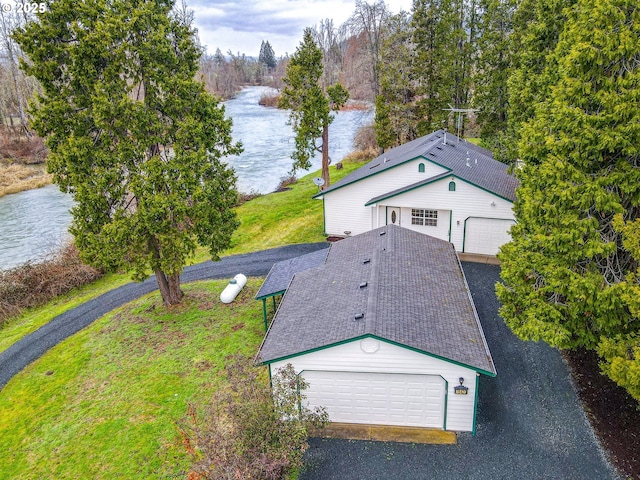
[311,423,457,444]
[457,253,500,265]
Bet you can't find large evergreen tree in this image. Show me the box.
[15,0,242,305]
[497,0,640,401]
[375,11,417,149]
[258,40,276,71]
[278,28,349,190]
[504,0,576,162]
[473,0,516,159]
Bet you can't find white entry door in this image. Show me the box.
[302,370,446,428]
[387,207,401,226]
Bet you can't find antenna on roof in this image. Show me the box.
[442,105,479,141]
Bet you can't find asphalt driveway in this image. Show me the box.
[300,262,619,480]
[0,242,329,390]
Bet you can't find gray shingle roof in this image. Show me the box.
[315,130,518,202]
[256,225,496,375]
[255,248,329,300]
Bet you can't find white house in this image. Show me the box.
[255,225,496,434]
[314,130,519,256]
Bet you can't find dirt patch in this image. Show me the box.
[565,348,640,479]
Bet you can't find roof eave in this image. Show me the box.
[256,334,496,377]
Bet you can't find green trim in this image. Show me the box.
[322,197,327,235]
[448,210,453,243]
[259,334,496,377]
[472,374,479,436]
[385,206,401,226]
[255,290,286,301]
[313,154,431,199]
[364,172,515,207]
[262,299,268,331]
[462,216,516,253]
[443,378,449,431]
[424,157,515,203]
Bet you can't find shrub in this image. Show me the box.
[178,355,328,480]
[274,175,297,192]
[259,92,281,108]
[0,243,102,325]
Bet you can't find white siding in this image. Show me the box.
[323,159,449,237]
[373,177,514,253]
[270,338,478,432]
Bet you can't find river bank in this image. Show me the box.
[0,163,51,198]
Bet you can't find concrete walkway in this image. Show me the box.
[0,243,329,390]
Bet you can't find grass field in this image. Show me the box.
[0,157,368,478]
[0,279,266,478]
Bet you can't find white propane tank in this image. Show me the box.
[220,274,247,303]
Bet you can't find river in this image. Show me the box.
[0,86,372,271]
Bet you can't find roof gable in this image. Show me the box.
[256,225,496,375]
[315,130,518,202]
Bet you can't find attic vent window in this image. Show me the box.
[359,282,368,289]
[418,163,425,173]
[449,181,456,191]
[354,313,365,321]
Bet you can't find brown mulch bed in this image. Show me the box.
[564,348,640,479]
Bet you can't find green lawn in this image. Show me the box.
[1,160,365,354]
[0,279,266,479]
[0,158,368,478]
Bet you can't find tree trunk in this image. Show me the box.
[321,125,330,190]
[154,268,184,306]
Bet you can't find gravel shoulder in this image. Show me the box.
[300,262,619,480]
[0,242,329,390]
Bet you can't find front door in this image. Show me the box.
[387,207,401,226]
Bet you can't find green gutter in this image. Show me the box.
[258,334,496,377]
[365,173,515,207]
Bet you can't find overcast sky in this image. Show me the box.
[189,0,413,58]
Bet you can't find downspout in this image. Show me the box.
[448,211,453,243]
[472,373,480,436]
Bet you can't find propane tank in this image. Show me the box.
[220,274,247,303]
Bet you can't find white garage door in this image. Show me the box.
[464,217,515,255]
[302,371,446,428]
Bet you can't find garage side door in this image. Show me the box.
[302,371,445,428]
[464,217,515,255]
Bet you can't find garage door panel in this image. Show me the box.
[465,218,515,255]
[302,371,445,428]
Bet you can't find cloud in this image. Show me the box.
[189,0,413,57]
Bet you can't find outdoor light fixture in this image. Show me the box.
[454,377,469,395]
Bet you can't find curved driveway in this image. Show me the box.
[0,249,620,479]
[0,242,329,390]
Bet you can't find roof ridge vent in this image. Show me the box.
[354,313,365,321]
[359,282,368,289]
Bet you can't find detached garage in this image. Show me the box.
[256,225,496,434]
